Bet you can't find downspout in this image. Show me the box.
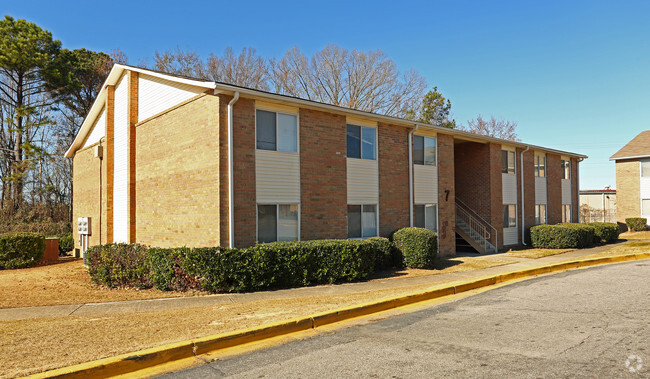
[228,92,240,248]
[408,124,419,226]
[521,145,530,245]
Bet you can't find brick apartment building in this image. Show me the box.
[611,130,650,228]
[67,64,585,257]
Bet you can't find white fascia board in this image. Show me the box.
[610,154,650,161]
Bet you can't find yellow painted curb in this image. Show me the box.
[26,252,650,378]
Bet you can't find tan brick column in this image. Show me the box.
[437,133,455,256]
[522,149,535,242]
[571,158,579,222]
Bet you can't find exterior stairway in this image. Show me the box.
[456,199,498,254]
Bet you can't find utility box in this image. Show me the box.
[77,217,92,236]
[94,145,103,159]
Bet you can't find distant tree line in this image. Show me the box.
[0,15,517,227]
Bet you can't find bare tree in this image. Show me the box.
[460,115,520,141]
[205,47,269,90]
[153,47,204,78]
[269,45,427,118]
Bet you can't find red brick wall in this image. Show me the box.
[233,97,257,248]
[454,142,491,221]
[571,158,579,222]
[378,122,410,236]
[488,143,504,247]
[128,71,138,243]
[299,108,348,241]
[437,133,455,256]
[546,153,562,224]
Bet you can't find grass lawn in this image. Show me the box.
[0,259,200,308]
[504,248,574,259]
[582,240,650,259]
[620,230,650,240]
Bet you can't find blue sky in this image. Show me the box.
[6,0,650,190]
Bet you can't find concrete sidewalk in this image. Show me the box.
[0,242,626,322]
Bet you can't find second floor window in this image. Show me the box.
[347,124,376,160]
[561,159,571,179]
[534,155,546,177]
[256,109,298,153]
[413,135,436,165]
[502,150,515,174]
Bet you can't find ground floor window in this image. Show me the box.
[348,204,378,238]
[562,204,572,223]
[257,204,299,243]
[414,204,437,232]
[535,204,547,225]
[642,199,650,215]
[503,204,517,227]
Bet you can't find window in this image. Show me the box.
[534,155,546,177]
[502,150,516,174]
[257,204,299,243]
[413,135,437,166]
[642,161,650,177]
[347,204,377,238]
[503,204,516,228]
[347,124,376,160]
[535,204,547,225]
[561,159,571,179]
[414,204,438,232]
[562,204,572,223]
[642,199,650,214]
[256,110,298,152]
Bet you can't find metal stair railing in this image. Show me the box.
[456,198,498,253]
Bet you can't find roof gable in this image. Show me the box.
[610,130,650,161]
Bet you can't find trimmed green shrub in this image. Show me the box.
[625,218,647,232]
[587,222,620,243]
[86,243,152,288]
[89,238,389,293]
[530,224,595,249]
[0,232,46,269]
[392,227,437,269]
[58,232,74,255]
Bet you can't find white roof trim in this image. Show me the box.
[610,154,650,161]
[66,64,587,160]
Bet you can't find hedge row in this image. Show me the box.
[625,218,647,232]
[0,232,46,269]
[530,222,619,249]
[87,228,438,293]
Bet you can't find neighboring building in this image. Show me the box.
[66,64,585,257]
[611,131,650,227]
[579,188,616,223]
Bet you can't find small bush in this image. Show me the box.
[392,227,437,269]
[530,224,595,249]
[587,222,620,243]
[58,232,74,255]
[86,243,152,288]
[0,232,46,269]
[625,218,647,232]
